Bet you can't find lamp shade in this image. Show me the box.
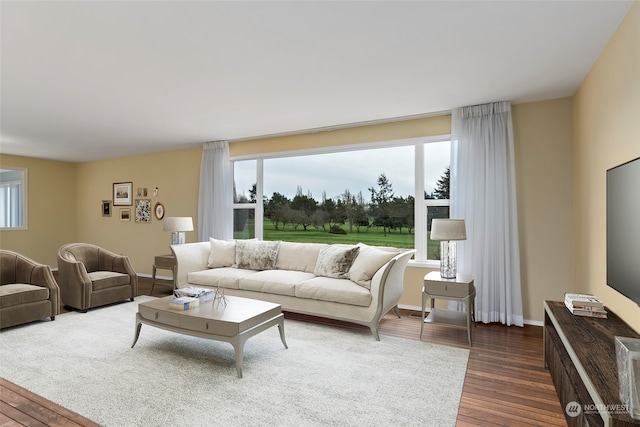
[430,219,466,241]
[163,217,193,232]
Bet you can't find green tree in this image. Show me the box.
[433,166,450,199]
[369,173,395,236]
[265,192,290,231]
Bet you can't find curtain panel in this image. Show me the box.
[198,141,233,241]
[451,101,524,326]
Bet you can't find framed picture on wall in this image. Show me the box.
[135,199,151,223]
[102,200,111,217]
[113,182,132,206]
[120,208,131,221]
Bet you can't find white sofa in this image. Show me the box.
[171,239,415,340]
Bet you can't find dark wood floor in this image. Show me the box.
[1,276,567,426]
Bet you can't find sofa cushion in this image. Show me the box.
[276,242,325,273]
[207,238,236,268]
[349,244,402,289]
[239,270,315,296]
[0,284,49,308]
[188,267,256,290]
[235,240,280,271]
[295,277,372,307]
[88,271,131,291]
[313,245,360,279]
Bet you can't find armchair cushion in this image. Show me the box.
[89,271,131,291]
[0,284,50,308]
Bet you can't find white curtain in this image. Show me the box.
[198,141,233,241]
[450,101,524,326]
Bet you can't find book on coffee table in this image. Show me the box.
[168,297,199,311]
[174,287,215,303]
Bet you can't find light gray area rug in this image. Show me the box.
[0,297,469,427]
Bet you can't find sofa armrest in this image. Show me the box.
[171,242,211,288]
[370,250,415,317]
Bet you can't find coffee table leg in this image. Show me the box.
[278,318,288,349]
[131,315,142,348]
[230,337,245,379]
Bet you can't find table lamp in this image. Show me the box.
[430,219,466,279]
[163,217,193,245]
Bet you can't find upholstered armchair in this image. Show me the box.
[0,250,60,329]
[57,243,137,312]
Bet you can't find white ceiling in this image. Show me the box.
[0,1,633,163]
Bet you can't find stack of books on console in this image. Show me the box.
[564,292,607,318]
[168,296,199,311]
[174,287,215,303]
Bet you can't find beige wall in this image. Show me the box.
[573,2,640,332]
[74,147,202,275]
[0,154,77,265]
[230,114,451,157]
[512,98,575,322]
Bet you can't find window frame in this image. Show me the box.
[231,134,450,266]
[0,167,28,230]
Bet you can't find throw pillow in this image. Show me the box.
[207,238,236,268]
[313,245,360,279]
[235,240,280,270]
[348,243,401,289]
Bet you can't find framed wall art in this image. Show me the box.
[102,200,111,217]
[135,199,151,223]
[120,208,131,221]
[113,182,132,206]
[154,202,165,220]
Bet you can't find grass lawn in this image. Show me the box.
[235,221,440,258]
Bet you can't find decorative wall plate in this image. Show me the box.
[154,202,165,220]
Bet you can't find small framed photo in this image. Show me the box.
[102,200,111,217]
[120,208,131,221]
[135,199,151,223]
[154,202,165,220]
[113,182,133,206]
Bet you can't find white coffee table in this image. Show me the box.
[132,295,288,378]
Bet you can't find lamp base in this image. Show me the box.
[171,232,185,245]
[440,241,457,279]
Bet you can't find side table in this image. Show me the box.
[151,254,177,295]
[421,271,475,346]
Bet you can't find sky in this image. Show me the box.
[234,141,450,203]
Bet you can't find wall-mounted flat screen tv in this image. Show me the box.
[607,156,640,306]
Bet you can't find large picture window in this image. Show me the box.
[232,136,450,264]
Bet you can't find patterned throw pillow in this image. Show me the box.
[235,240,280,270]
[313,245,360,279]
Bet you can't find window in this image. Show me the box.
[0,167,27,229]
[231,136,450,264]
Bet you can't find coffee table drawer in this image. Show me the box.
[139,305,182,328]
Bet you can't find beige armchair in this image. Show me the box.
[57,243,137,312]
[0,250,60,329]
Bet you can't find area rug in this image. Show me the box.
[0,297,469,426]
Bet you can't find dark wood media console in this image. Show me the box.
[544,301,640,427]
